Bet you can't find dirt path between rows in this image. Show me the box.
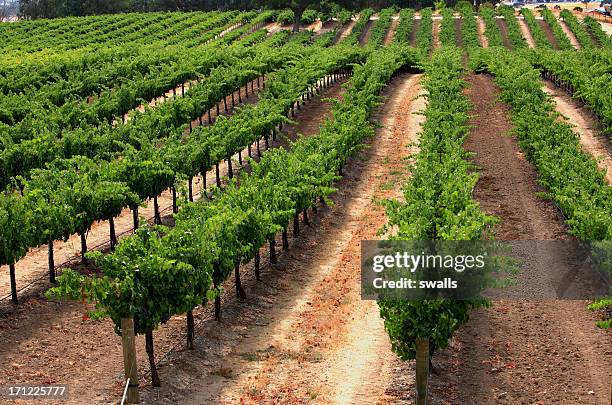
[384,16,400,45]
[543,83,612,184]
[595,19,612,36]
[455,18,463,48]
[359,19,374,46]
[268,22,324,35]
[477,16,489,48]
[432,73,612,404]
[137,73,427,405]
[334,19,357,44]
[432,18,441,49]
[539,19,560,50]
[0,79,349,405]
[559,19,581,49]
[518,17,536,48]
[497,19,513,50]
[465,74,568,240]
[265,22,282,35]
[409,18,420,46]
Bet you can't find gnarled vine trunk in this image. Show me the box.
[186,310,194,349]
[145,330,161,387]
[9,263,17,304]
[48,240,55,283]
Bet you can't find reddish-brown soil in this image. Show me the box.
[321,20,338,32]
[432,19,441,49]
[539,19,560,50]
[359,19,374,46]
[270,22,324,34]
[455,18,469,67]
[424,73,612,405]
[410,18,420,46]
[518,17,536,48]
[558,19,581,49]
[384,16,399,45]
[333,19,356,44]
[455,18,463,48]
[380,72,612,405]
[464,74,568,240]
[477,16,489,48]
[264,22,282,35]
[497,19,513,50]
[277,80,347,146]
[0,79,349,405]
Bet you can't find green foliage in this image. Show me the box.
[1,11,245,53]
[0,192,31,267]
[588,297,612,309]
[528,48,612,135]
[0,32,328,280]
[459,4,480,49]
[343,8,374,45]
[336,9,352,24]
[439,8,456,47]
[588,299,612,328]
[416,8,433,54]
[172,43,366,181]
[277,9,295,24]
[301,8,319,24]
[380,299,483,359]
[379,47,495,360]
[367,8,394,47]
[559,9,594,49]
[25,156,140,237]
[47,224,213,335]
[583,16,612,48]
[393,9,415,44]
[0,14,283,188]
[454,1,472,12]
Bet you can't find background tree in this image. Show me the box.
[17,0,462,20]
[1,0,8,21]
[19,0,129,18]
[1,0,19,20]
[257,0,313,32]
[256,0,364,32]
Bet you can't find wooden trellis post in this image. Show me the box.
[121,318,139,403]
